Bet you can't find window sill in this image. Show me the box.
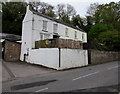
[42,30,48,32]
[53,32,59,35]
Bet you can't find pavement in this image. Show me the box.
[2,61,119,93]
[1,60,56,82]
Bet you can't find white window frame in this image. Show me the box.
[44,34,50,40]
[42,20,48,31]
[53,24,58,33]
[40,34,44,40]
[65,28,69,37]
[75,31,77,39]
[82,33,85,41]
[40,33,50,40]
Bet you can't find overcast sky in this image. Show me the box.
[39,0,119,17]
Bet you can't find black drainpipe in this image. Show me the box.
[23,53,29,62]
[59,48,61,68]
[23,54,26,62]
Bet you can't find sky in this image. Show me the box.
[38,0,119,17]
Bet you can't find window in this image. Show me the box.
[53,24,58,33]
[40,34,50,40]
[40,34,44,40]
[65,28,69,37]
[75,31,77,39]
[82,33,85,41]
[44,34,49,40]
[43,20,48,31]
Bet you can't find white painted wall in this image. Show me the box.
[60,49,88,70]
[20,5,33,61]
[26,48,59,69]
[31,15,54,48]
[32,13,87,43]
[24,48,88,70]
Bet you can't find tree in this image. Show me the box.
[86,1,120,51]
[56,4,66,19]
[66,4,76,17]
[30,2,56,17]
[71,15,84,29]
[87,3,99,17]
[56,4,76,23]
[83,3,99,33]
[98,30,120,51]
[88,24,108,41]
[87,2,120,31]
[61,14,71,24]
[2,2,26,35]
[83,16,93,33]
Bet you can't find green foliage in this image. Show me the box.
[87,1,120,51]
[56,4,76,24]
[83,16,93,33]
[30,2,56,18]
[98,31,120,51]
[46,12,56,18]
[88,24,108,41]
[71,15,84,29]
[87,2,120,31]
[61,15,71,24]
[2,2,26,35]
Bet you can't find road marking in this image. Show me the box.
[73,71,99,81]
[35,88,48,92]
[108,66,118,70]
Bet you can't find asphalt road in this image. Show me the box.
[2,61,119,93]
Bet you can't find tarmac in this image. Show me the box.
[1,60,56,82]
[1,60,119,93]
[70,84,119,92]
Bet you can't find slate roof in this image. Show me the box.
[0,33,21,41]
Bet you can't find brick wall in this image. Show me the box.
[4,40,21,61]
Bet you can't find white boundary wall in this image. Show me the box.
[25,48,88,70]
[60,49,88,70]
[27,48,59,69]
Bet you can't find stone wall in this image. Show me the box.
[89,49,119,64]
[4,40,21,61]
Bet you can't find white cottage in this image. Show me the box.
[20,5,88,70]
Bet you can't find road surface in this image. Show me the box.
[2,61,119,93]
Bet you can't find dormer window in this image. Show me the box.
[43,20,48,31]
